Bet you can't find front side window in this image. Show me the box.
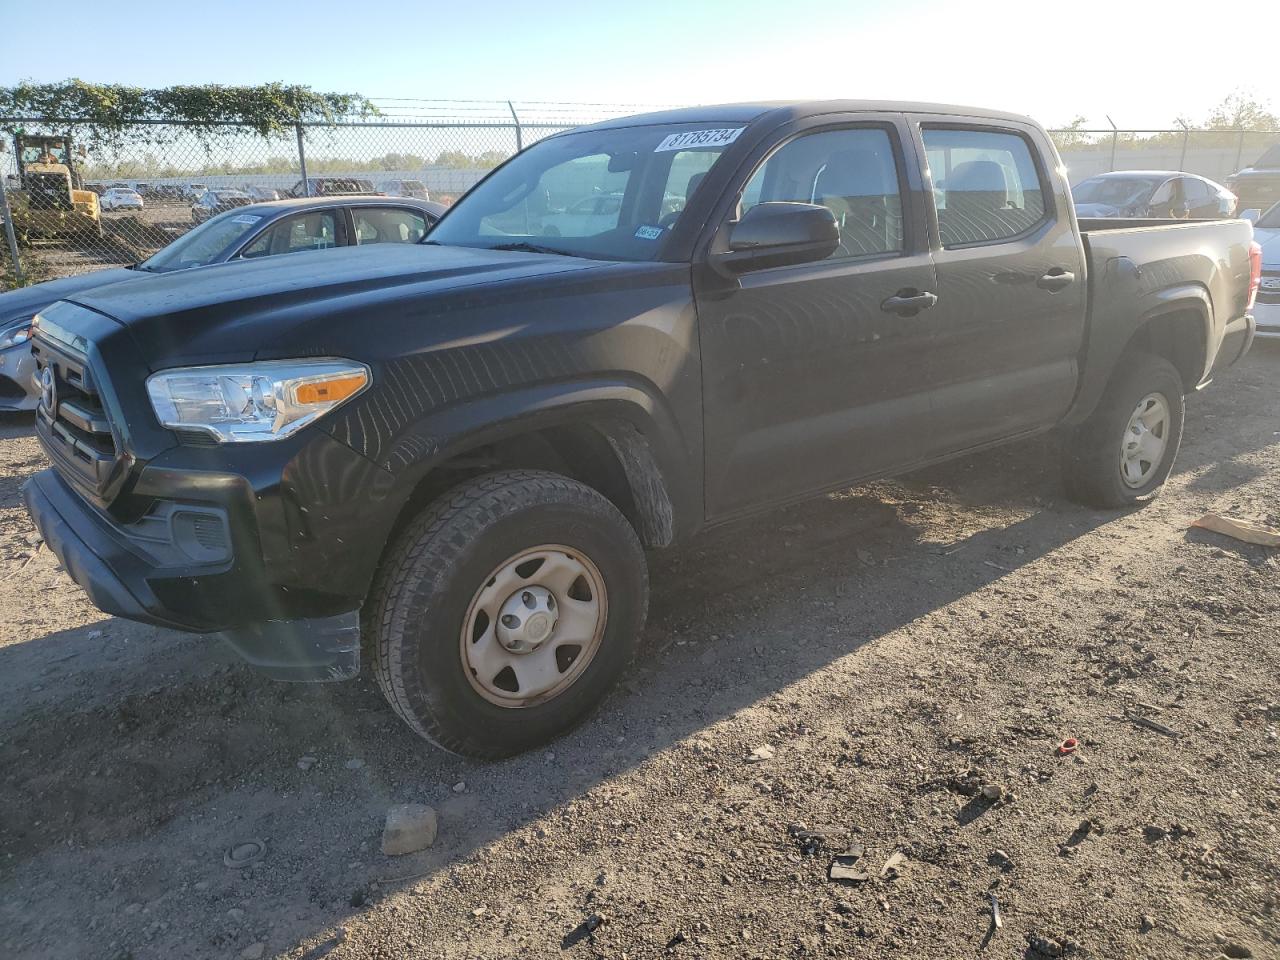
[353,208,428,244]
[139,210,264,272]
[923,127,1047,247]
[240,211,337,258]
[738,127,904,259]
[428,122,746,261]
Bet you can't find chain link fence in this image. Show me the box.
[2,105,1278,291]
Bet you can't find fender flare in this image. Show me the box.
[364,377,696,547]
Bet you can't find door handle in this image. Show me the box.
[880,290,938,315]
[1037,269,1075,292]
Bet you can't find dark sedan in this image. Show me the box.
[1072,170,1237,219]
[0,196,445,410]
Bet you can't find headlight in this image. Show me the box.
[0,317,35,350]
[146,359,370,443]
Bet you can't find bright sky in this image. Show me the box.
[3,0,1277,129]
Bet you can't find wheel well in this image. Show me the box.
[1125,309,1206,392]
[391,421,674,549]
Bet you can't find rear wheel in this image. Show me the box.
[1062,351,1185,507]
[367,470,648,758]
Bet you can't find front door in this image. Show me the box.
[911,120,1087,455]
[696,119,939,519]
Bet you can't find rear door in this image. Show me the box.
[908,117,1086,454]
[696,114,939,519]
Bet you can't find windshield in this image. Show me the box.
[1256,202,1280,230]
[1071,177,1160,206]
[428,122,746,261]
[139,210,264,273]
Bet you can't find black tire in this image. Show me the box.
[1062,351,1185,508]
[367,470,648,758]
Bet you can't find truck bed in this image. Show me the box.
[1066,216,1256,423]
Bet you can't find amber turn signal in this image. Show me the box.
[294,372,368,405]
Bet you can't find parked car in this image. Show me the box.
[381,179,430,200]
[244,185,283,202]
[1249,201,1280,339]
[1071,171,1236,219]
[0,196,444,410]
[1226,144,1280,213]
[183,183,209,201]
[287,177,377,198]
[99,187,144,212]
[191,188,255,223]
[541,192,624,236]
[20,100,1259,757]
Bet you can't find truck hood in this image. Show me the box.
[0,267,137,326]
[65,243,608,368]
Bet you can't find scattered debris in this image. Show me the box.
[1126,710,1179,738]
[879,850,907,880]
[746,744,775,763]
[223,839,266,869]
[1190,513,1280,548]
[1027,932,1080,957]
[990,893,1003,931]
[790,824,848,855]
[1056,738,1079,756]
[381,804,438,856]
[988,848,1014,871]
[828,844,869,884]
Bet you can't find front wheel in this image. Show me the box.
[1062,351,1185,507]
[367,470,648,758]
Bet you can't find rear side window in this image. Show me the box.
[353,207,428,244]
[740,127,904,260]
[922,127,1047,247]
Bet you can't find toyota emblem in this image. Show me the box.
[40,366,56,414]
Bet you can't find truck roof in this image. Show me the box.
[573,100,1038,133]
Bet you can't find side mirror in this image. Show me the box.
[1241,208,1261,224]
[713,202,839,274]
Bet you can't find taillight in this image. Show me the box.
[1247,240,1262,311]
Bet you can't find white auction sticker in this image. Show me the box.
[231,215,263,224]
[654,128,744,152]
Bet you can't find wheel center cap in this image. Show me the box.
[496,585,558,652]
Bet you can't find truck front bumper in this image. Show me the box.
[22,450,378,682]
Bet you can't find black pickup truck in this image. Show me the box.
[23,101,1261,757]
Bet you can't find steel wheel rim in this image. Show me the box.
[459,544,607,708]
[1119,392,1170,489]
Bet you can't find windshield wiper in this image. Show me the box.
[488,241,572,257]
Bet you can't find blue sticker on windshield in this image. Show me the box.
[634,225,663,241]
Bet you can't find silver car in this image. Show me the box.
[1250,202,1280,338]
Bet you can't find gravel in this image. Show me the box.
[1,343,1278,959]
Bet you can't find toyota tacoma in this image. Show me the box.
[22,101,1261,757]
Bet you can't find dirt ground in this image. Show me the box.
[1,345,1278,960]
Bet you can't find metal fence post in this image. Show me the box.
[1177,122,1189,171]
[295,124,310,197]
[0,180,24,286]
[507,101,523,153]
[1106,115,1118,172]
[1234,129,1246,173]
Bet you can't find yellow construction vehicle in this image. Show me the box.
[7,133,102,240]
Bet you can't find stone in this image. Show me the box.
[1140,915,1156,933]
[452,781,466,793]
[297,756,318,771]
[981,784,1004,801]
[381,804,438,855]
[344,759,365,770]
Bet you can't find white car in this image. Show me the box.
[1249,202,1280,338]
[540,192,623,237]
[100,187,144,211]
